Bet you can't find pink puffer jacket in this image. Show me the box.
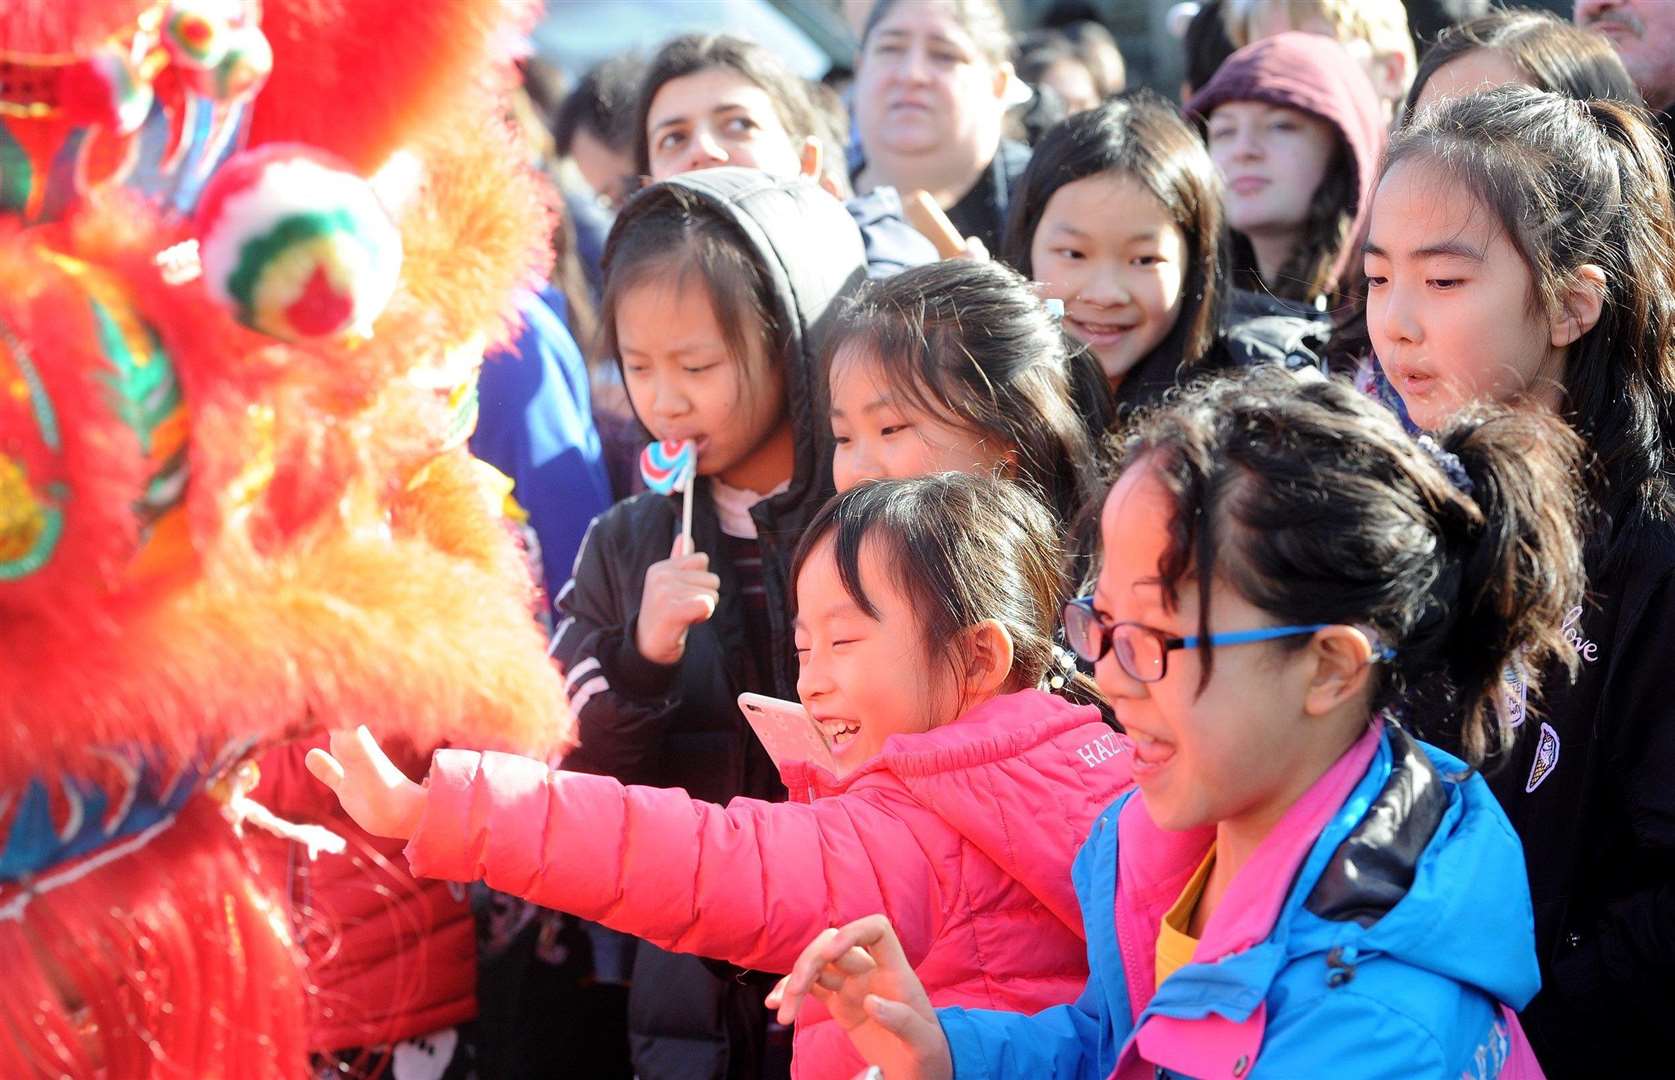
[404,689,1133,1080]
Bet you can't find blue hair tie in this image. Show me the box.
[1416,435,1474,496]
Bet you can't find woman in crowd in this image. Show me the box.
[1188,32,1384,312]
[850,0,1029,255]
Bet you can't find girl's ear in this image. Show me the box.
[960,619,1015,700]
[1550,264,1607,349]
[799,136,843,200]
[1301,626,1376,719]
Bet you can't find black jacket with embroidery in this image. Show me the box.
[1477,513,1675,1077]
[550,168,867,1080]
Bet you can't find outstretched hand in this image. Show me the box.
[305,725,428,840]
[765,915,952,1080]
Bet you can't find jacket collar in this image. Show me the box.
[1117,720,1387,1079]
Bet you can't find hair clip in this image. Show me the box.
[1041,642,1079,691]
[1043,297,1065,319]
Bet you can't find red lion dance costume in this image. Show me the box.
[0,0,574,1074]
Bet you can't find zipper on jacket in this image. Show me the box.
[1113,872,1152,1024]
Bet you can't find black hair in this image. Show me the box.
[1182,0,1235,98]
[1405,8,1639,120]
[1010,31,1079,143]
[632,34,826,180]
[821,259,1100,533]
[1114,367,1587,766]
[1385,86,1675,529]
[599,183,784,411]
[1003,92,1226,387]
[553,53,647,158]
[792,472,1103,709]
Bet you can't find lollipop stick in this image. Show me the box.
[681,471,694,550]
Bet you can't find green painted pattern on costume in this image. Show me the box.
[0,498,64,581]
[0,124,33,214]
[90,297,181,457]
[86,291,189,526]
[226,209,361,320]
[0,321,59,453]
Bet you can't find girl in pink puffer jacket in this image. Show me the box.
[309,473,1133,1080]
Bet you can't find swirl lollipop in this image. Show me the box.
[640,439,697,546]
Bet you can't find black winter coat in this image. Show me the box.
[551,168,867,1080]
[1489,514,1675,1078]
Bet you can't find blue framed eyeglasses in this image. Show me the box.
[1061,596,1329,684]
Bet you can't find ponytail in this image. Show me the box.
[1410,409,1589,763]
[1116,367,1587,766]
[1038,642,1109,715]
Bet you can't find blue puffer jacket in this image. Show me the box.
[939,723,1544,1079]
[471,285,612,606]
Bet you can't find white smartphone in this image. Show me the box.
[738,693,836,773]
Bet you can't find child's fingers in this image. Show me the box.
[776,938,880,1023]
[353,724,386,764]
[861,992,951,1077]
[327,726,370,773]
[351,720,407,780]
[828,913,912,973]
[670,594,717,626]
[304,748,344,791]
[776,927,841,1022]
[665,569,721,592]
[828,945,878,978]
[864,993,931,1038]
[330,724,412,789]
[802,962,852,997]
[667,551,710,573]
[781,966,849,1022]
[765,969,835,1011]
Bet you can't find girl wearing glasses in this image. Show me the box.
[305,473,1133,1080]
[770,368,1585,1080]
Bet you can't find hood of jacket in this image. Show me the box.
[604,168,868,545]
[782,689,1133,931]
[1187,31,1386,292]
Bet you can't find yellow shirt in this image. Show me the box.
[1155,847,1216,989]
